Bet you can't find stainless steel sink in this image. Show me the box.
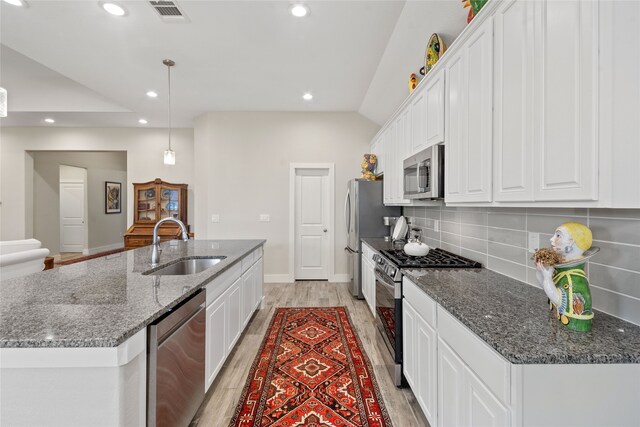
[146,256,226,276]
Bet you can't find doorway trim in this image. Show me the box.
[288,163,335,283]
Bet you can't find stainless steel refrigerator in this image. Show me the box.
[344,179,401,298]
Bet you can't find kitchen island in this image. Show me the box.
[0,239,265,426]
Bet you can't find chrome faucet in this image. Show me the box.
[151,217,189,266]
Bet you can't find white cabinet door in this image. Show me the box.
[445,49,465,201]
[396,108,411,204]
[205,294,227,391]
[402,299,417,389]
[464,366,510,427]
[425,69,446,147]
[411,85,428,154]
[534,0,598,201]
[382,128,392,205]
[242,263,255,328]
[445,18,494,203]
[255,257,263,310]
[226,277,242,354]
[493,0,535,202]
[437,337,466,427]
[416,314,438,425]
[371,135,384,176]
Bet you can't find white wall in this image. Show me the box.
[32,152,127,255]
[359,1,467,125]
[0,127,194,242]
[194,112,379,281]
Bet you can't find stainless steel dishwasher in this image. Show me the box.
[148,290,206,427]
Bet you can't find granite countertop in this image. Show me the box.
[361,238,395,252]
[0,239,265,349]
[402,268,640,364]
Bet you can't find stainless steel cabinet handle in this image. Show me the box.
[344,189,350,238]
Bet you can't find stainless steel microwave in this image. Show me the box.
[403,144,445,199]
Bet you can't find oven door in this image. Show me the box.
[374,268,404,386]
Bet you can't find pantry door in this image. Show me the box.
[291,165,334,281]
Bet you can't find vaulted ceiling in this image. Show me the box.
[0,1,466,128]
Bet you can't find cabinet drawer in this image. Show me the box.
[403,277,437,328]
[241,253,254,273]
[437,307,510,404]
[206,262,242,305]
[253,246,263,260]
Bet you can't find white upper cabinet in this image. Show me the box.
[370,134,384,176]
[411,84,428,154]
[494,0,598,203]
[445,17,494,203]
[534,0,598,201]
[425,69,446,147]
[493,0,535,202]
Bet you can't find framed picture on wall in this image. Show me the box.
[105,181,122,214]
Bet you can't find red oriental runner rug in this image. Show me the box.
[229,306,391,427]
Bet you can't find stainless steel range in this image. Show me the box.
[374,248,481,387]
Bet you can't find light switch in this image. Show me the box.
[528,232,540,253]
[211,214,220,223]
[259,214,270,222]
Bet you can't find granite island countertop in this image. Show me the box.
[0,239,265,349]
[402,268,640,364]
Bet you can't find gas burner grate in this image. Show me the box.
[380,248,482,269]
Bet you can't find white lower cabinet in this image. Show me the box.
[437,337,466,427]
[205,293,227,389]
[404,278,508,427]
[205,250,264,392]
[403,291,438,425]
[464,364,510,427]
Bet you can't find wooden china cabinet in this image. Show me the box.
[123,178,193,249]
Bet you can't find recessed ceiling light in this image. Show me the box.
[100,1,127,16]
[44,118,55,124]
[146,91,158,98]
[290,4,309,17]
[138,119,148,124]
[302,93,313,101]
[3,0,27,6]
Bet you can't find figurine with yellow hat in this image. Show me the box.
[534,222,600,332]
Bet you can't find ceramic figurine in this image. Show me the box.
[361,154,377,181]
[408,73,418,93]
[535,222,599,332]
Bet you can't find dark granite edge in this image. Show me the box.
[401,269,640,365]
[0,240,266,349]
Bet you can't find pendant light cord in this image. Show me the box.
[167,62,172,152]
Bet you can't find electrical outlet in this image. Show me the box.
[259,214,270,222]
[528,232,540,253]
[433,219,440,233]
[211,214,220,223]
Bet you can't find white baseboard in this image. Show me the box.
[264,273,350,283]
[264,274,294,283]
[331,274,350,283]
[86,243,124,256]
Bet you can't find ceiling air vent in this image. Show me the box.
[149,1,189,22]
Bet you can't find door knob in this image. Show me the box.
[323,229,327,232]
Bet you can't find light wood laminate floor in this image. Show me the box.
[190,281,429,427]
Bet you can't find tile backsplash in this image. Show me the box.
[403,206,640,326]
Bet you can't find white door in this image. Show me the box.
[464,366,510,427]
[438,337,466,427]
[59,166,86,253]
[416,313,438,425]
[402,299,417,390]
[205,293,227,391]
[295,168,330,280]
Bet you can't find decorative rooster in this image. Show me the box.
[462,0,488,23]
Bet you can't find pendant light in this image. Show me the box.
[0,87,7,117]
[163,59,176,165]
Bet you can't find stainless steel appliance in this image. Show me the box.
[148,290,206,427]
[403,144,445,200]
[344,179,401,299]
[374,248,481,387]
